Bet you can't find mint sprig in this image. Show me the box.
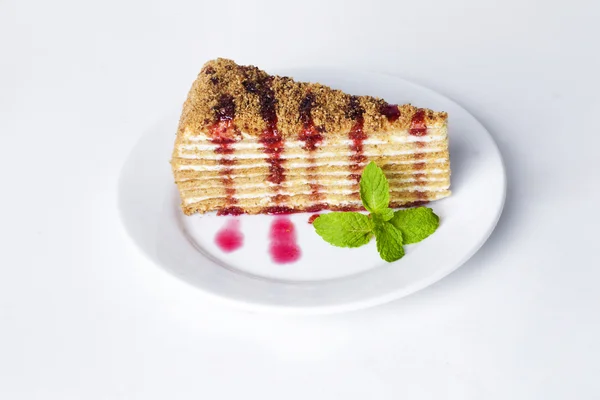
[312,161,440,262]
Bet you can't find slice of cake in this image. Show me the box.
[171,58,451,215]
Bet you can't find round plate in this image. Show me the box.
[118,69,506,314]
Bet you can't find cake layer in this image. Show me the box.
[173,159,449,180]
[172,151,449,170]
[174,168,449,183]
[175,146,448,161]
[174,136,447,160]
[181,190,451,215]
[176,171,449,189]
[180,180,450,199]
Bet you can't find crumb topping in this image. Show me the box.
[178,58,448,139]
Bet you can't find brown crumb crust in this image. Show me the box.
[177,58,448,139]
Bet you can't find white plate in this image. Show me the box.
[118,69,506,314]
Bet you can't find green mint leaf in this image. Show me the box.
[390,207,440,244]
[371,208,394,226]
[377,208,394,221]
[313,212,374,248]
[360,161,390,214]
[373,221,405,262]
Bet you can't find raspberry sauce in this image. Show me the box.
[298,93,325,206]
[263,205,295,214]
[308,214,320,224]
[409,109,427,136]
[380,103,401,122]
[334,205,363,212]
[347,96,367,177]
[269,217,301,264]
[260,130,285,185]
[215,219,243,252]
[243,75,287,187]
[298,93,324,151]
[209,95,243,216]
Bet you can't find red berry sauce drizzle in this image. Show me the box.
[308,214,320,224]
[409,109,427,136]
[242,73,292,214]
[269,217,301,264]
[380,103,401,123]
[298,93,326,212]
[210,94,243,216]
[215,219,244,252]
[409,109,428,202]
[347,96,367,184]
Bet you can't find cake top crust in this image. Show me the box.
[177,58,447,139]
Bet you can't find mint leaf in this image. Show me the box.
[378,208,394,221]
[313,212,374,248]
[373,221,404,262]
[360,161,389,214]
[371,208,394,226]
[390,207,440,244]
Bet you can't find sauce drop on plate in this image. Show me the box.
[215,219,244,253]
[268,217,301,264]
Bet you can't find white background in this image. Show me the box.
[1,0,599,398]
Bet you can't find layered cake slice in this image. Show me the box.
[171,59,451,215]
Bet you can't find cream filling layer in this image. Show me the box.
[176,158,449,171]
[176,146,447,160]
[181,177,449,190]
[183,188,450,204]
[176,168,449,179]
